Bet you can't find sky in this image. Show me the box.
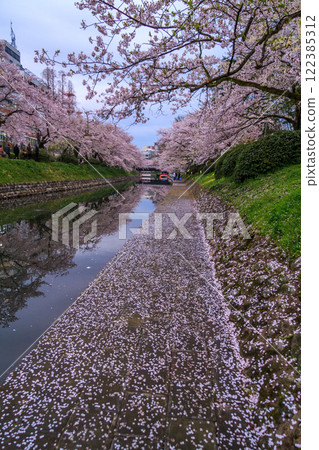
[0,0,186,150]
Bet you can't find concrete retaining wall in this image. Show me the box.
[0,176,138,201]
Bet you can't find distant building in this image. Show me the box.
[0,39,21,67]
[142,146,154,159]
[0,23,45,87]
[142,144,160,160]
[0,23,21,68]
[1,23,47,147]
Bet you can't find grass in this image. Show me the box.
[193,164,301,258]
[0,159,131,184]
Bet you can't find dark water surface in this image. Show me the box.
[0,184,164,381]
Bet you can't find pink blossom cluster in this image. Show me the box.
[36,0,300,126]
[0,46,143,171]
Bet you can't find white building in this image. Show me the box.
[141,144,160,160]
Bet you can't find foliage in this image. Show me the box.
[40,0,300,126]
[87,157,102,166]
[186,130,300,182]
[195,164,301,258]
[57,153,79,164]
[233,131,301,183]
[38,149,54,162]
[157,86,299,171]
[213,155,227,180]
[220,144,250,179]
[0,45,143,172]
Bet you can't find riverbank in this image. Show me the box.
[0,158,131,184]
[0,175,138,203]
[0,181,136,224]
[190,175,301,447]
[191,164,301,258]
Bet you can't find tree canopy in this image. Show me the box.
[37,0,300,125]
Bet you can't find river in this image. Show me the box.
[0,183,166,382]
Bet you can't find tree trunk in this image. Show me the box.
[294,104,301,130]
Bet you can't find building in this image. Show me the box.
[0,39,21,68]
[1,23,46,87]
[0,24,45,148]
[141,144,160,160]
[0,23,21,68]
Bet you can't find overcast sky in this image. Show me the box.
[0,0,186,150]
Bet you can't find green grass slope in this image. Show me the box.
[194,164,301,258]
[0,159,130,184]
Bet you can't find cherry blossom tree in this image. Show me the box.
[157,79,296,170]
[69,114,143,170]
[0,46,72,147]
[38,0,300,126]
[1,48,142,170]
[0,48,39,128]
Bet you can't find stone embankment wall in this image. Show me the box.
[0,176,138,201]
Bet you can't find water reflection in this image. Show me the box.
[0,185,163,328]
[0,221,76,327]
[0,184,168,379]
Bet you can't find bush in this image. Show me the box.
[233,130,300,183]
[113,166,128,175]
[214,153,227,179]
[57,153,79,164]
[87,157,102,166]
[214,144,248,179]
[222,143,248,178]
[38,149,53,162]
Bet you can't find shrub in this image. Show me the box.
[222,143,248,178]
[38,149,53,162]
[57,153,79,164]
[214,153,227,179]
[233,130,300,183]
[214,144,247,179]
[88,157,102,166]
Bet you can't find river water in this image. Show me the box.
[0,183,166,382]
